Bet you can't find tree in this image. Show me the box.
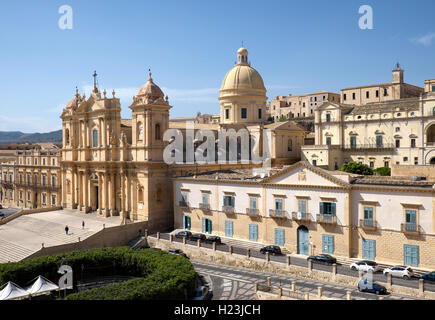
[341,162,373,175]
[374,167,391,176]
[279,115,287,122]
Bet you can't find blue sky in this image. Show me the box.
[0,0,434,132]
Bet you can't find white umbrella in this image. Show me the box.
[0,281,30,300]
[25,276,59,295]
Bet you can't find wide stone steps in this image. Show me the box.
[0,239,34,263]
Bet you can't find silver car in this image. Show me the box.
[383,266,414,279]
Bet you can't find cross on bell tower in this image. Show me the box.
[93,70,99,93]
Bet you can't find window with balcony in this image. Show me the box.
[248,197,258,215]
[376,135,383,148]
[180,191,188,207]
[363,206,374,227]
[200,192,210,210]
[326,114,331,122]
[318,201,336,223]
[404,209,417,232]
[350,136,357,148]
[274,198,283,217]
[223,195,235,213]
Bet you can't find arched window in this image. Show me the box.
[65,129,70,145]
[138,187,144,203]
[137,122,143,140]
[155,124,161,140]
[93,129,99,147]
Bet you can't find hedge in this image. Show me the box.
[0,247,196,300]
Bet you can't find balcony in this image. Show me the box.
[199,203,211,211]
[341,143,395,151]
[269,209,289,219]
[316,214,337,224]
[178,201,190,208]
[0,181,14,189]
[222,206,235,215]
[246,208,260,217]
[359,219,377,231]
[291,212,312,223]
[401,223,420,235]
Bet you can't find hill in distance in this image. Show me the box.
[0,130,62,144]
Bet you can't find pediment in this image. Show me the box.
[264,161,349,188]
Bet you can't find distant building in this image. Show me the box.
[302,66,435,170]
[0,147,62,208]
[267,91,340,121]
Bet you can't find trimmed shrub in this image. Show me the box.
[341,161,373,175]
[0,247,196,300]
[374,167,391,176]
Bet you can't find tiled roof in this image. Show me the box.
[351,176,435,188]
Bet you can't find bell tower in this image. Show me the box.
[129,71,171,162]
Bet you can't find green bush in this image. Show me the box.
[340,161,373,175]
[0,247,196,300]
[374,167,391,176]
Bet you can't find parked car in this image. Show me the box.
[0,204,3,209]
[175,231,192,239]
[192,285,212,300]
[168,249,189,259]
[307,254,337,265]
[190,233,207,241]
[350,260,381,273]
[205,236,222,244]
[260,245,282,256]
[0,213,4,218]
[419,271,435,283]
[383,266,414,279]
[357,279,387,295]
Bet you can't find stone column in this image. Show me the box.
[126,171,131,215]
[120,172,126,218]
[105,173,110,216]
[98,173,102,214]
[72,169,76,208]
[111,172,116,215]
[84,172,88,213]
[318,287,323,298]
[77,172,82,211]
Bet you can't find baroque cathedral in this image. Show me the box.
[59,47,306,229]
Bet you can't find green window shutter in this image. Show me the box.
[207,219,212,234]
[331,203,336,215]
[187,217,191,230]
[319,202,324,215]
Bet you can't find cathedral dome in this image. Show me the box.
[220,47,266,94]
[137,72,165,98]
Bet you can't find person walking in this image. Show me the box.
[65,225,69,235]
[82,220,85,229]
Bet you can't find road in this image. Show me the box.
[193,260,418,300]
[0,207,20,219]
[152,232,435,293]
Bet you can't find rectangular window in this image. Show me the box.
[395,139,400,148]
[411,139,416,148]
[414,157,418,165]
[42,176,46,186]
[350,136,357,148]
[384,88,388,96]
[405,209,417,231]
[320,202,336,215]
[42,194,46,204]
[362,239,376,260]
[376,135,383,148]
[225,109,230,120]
[250,197,257,211]
[225,221,234,238]
[43,159,46,165]
[249,224,258,242]
[363,206,374,226]
[384,161,389,168]
[223,195,235,207]
[352,93,356,100]
[432,85,435,92]
[404,244,419,267]
[258,108,262,119]
[51,176,56,186]
[376,90,379,98]
[52,196,56,205]
[241,108,247,119]
[343,94,347,101]
[322,235,334,254]
[326,114,331,122]
[298,199,307,214]
[312,160,317,166]
[274,228,285,246]
[27,192,30,201]
[366,91,369,99]
[326,137,331,145]
[403,157,408,162]
[202,193,209,207]
[275,198,283,216]
[180,191,188,206]
[369,161,374,168]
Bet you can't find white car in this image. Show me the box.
[383,266,414,279]
[350,260,381,273]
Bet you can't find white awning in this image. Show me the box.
[0,282,30,300]
[25,276,59,295]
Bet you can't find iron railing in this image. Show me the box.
[401,223,420,234]
[178,201,190,208]
[316,214,337,224]
[359,219,376,230]
[199,203,210,210]
[269,209,289,219]
[291,212,311,222]
[222,206,235,214]
[246,208,260,216]
[341,143,395,151]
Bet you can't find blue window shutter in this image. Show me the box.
[202,218,206,233]
[320,202,324,215]
[322,235,326,253]
[254,225,258,241]
[330,235,334,253]
[230,221,233,237]
[331,203,336,215]
[207,219,212,234]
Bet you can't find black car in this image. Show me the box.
[205,236,222,244]
[175,231,192,239]
[190,234,207,241]
[307,254,337,265]
[357,279,387,295]
[420,271,435,282]
[260,245,282,255]
[168,249,189,259]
